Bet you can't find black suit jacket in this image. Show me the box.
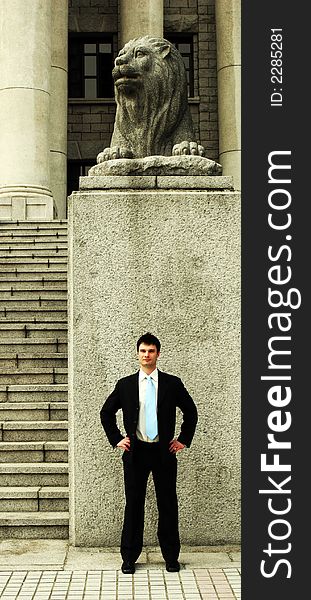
[100,369,198,459]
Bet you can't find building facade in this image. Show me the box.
[0,0,241,545]
[0,0,240,221]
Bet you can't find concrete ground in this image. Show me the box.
[0,541,241,599]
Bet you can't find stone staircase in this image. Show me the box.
[0,221,69,539]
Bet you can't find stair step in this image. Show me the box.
[0,402,68,421]
[0,511,69,539]
[0,250,68,259]
[0,486,40,512]
[0,369,68,384]
[0,509,67,520]
[0,241,67,249]
[1,420,68,441]
[0,486,68,512]
[0,233,67,242]
[0,511,68,524]
[0,354,67,369]
[0,268,67,277]
[38,487,69,511]
[0,441,68,462]
[0,260,67,270]
[0,255,67,263]
[0,284,67,294]
[0,323,67,337]
[0,275,67,284]
[0,384,68,403]
[0,338,67,353]
[0,463,68,486]
[0,274,67,283]
[0,309,67,322]
[0,297,67,309]
[0,289,67,298]
[0,220,67,229]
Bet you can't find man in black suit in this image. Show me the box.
[100,332,198,574]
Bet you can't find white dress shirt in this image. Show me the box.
[136,368,159,442]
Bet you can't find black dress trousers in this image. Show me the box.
[121,439,180,564]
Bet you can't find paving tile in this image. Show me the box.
[0,567,241,600]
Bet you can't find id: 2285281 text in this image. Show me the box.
[270,29,283,107]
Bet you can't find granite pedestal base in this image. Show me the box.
[68,177,240,547]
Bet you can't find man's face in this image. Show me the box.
[138,343,160,371]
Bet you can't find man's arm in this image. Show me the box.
[100,382,124,448]
[175,378,198,448]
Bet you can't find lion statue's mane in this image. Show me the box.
[107,36,199,158]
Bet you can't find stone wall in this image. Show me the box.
[68,102,116,163]
[68,179,240,546]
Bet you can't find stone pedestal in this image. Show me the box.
[68,176,240,547]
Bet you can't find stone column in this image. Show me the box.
[119,0,163,47]
[215,0,241,190]
[50,0,68,219]
[0,0,54,220]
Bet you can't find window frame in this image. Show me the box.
[165,33,195,98]
[68,33,115,100]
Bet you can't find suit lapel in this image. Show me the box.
[157,369,168,411]
[128,372,139,410]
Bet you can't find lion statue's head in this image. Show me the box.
[109,36,197,158]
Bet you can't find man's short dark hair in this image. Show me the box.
[137,332,161,353]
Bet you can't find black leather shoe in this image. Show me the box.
[166,560,180,572]
[121,561,135,574]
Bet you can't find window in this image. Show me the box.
[69,34,114,99]
[165,34,194,97]
[67,160,95,197]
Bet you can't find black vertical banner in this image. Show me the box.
[242,1,310,599]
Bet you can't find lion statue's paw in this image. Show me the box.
[97,146,134,163]
[172,141,205,157]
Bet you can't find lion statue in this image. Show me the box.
[97,36,205,161]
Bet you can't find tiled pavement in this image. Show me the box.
[0,569,241,600]
[0,542,241,600]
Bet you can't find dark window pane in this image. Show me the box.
[84,43,96,53]
[183,56,190,68]
[99,43,112,53]
[178,43,191,53]
[84,55,97,76]
[85,78,97,98]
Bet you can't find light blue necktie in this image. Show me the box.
[145,375,158,440]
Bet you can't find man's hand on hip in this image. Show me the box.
[116,436,131,451]
[169,439,185,453]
